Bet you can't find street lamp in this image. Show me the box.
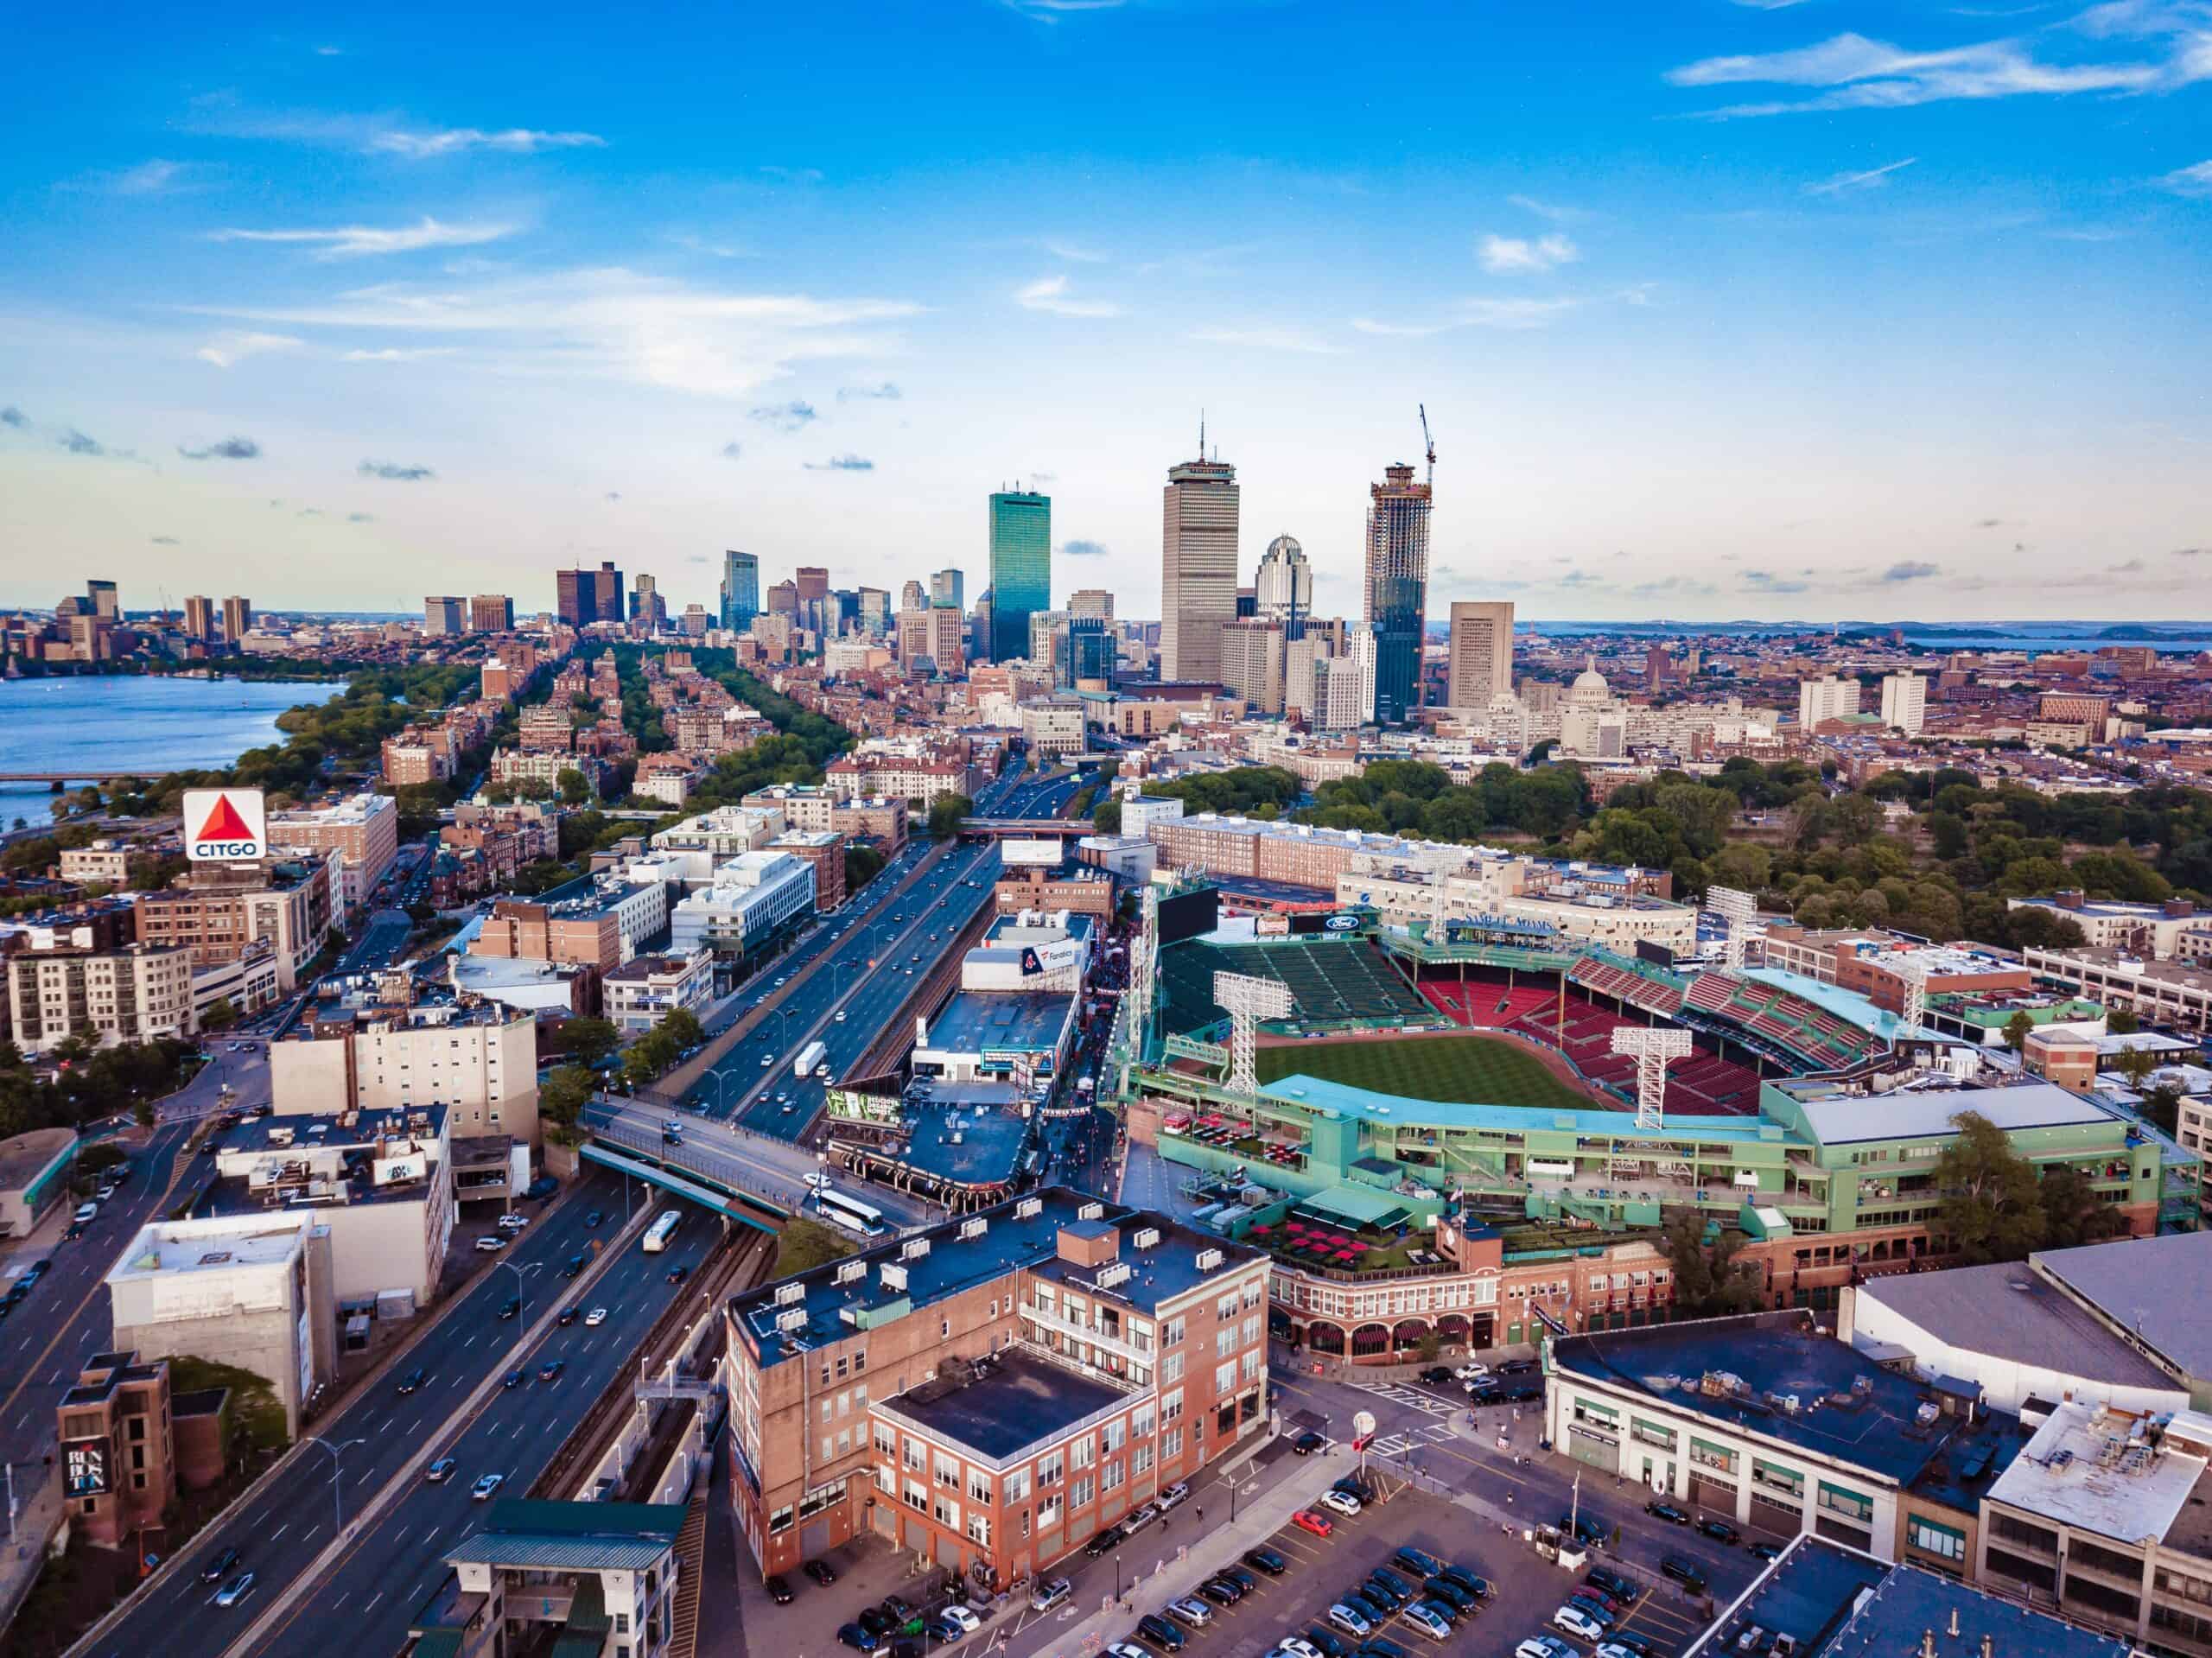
[303,1436,365,1537]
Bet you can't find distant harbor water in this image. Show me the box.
[0,676,318,823]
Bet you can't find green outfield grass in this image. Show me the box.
[1255,1032,1597,1110]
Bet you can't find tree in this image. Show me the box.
[2141,1081,2185,1138]
[539,1065,596,1143]
[2106,1006,2139,1036]
[2039,1163,2129,1250]
[1661,1215,1766,1318]
[202,997,238,1032]
[2002,1011,2034,1055]
[556,766,591,806]
[555,1016,620,1068]
[928,793,973,839]
[1935,1110,2046,1265]
[2114,1045,2161,1094]
[1092,797,1123,835]
[662,1007,704,1051]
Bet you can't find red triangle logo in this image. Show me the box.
[194,794,255,842]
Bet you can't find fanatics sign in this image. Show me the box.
[183,788,268,863]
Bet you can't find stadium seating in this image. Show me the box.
[1156,937,1429,1033]
[1418,981,1555,1027]
[1507,989,1764,1117]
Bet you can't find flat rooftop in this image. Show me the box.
[0,1128,77,1191]
[1773,1078,2115,1147]
[859,1099,1031,1192]
[1986,1400,2212,1552]
[445,1498,686,1572]
[2031,1230,2212,1381]
[212,1102,448,1157]
[1553,1309,1967,1485]
[1687,1536,1887,1658]
[880,1347,1133,1464]
[730,1185,1261,1367]
[1855,1261,2181,1395]
[109,1216,311,1280]
[923,990,1072,1057]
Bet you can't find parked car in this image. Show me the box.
[803,1560,838,1586]
[1293,1430,1327,1456]
[1515,1641,1577,1658]
[1438,1565,1493,1601]
[1276,1641,1325,1658]
[857,1609,896,1638]
[1325,1604,1374,1639]
[1400,1603,1451,1642]
[1166,1598,1212,1629]
[1660,1556,1709,1594]
[1422,1579,1475,1614]
[1597,1639,1657,1658]
[1293,1509,1334,1537]
[1032,1579,1073,1613]
[1319,1489,1362,1517]
[474,1235,506,1253]
[497,1212,527,1230]
[1245,1546,1288,1576]
[938,1606,981,1635]
[1084,1527,1123,1559]
[766,1575,794,1604]
[1393,1546,1445,1580]
[1300,1628,1349,1658]
[200,1547,240,1585]
[1105,1643,1151,1658]
[1156,1481,1191,1511]
[1586,1566,1640,1604]
[1197,1578,1240,1607]
[1552,1606,1606,1642]
[1747,1542,1784,1562]
[1333,1473,1377,1503]
[1645,1500,1691,1526]
[1135,1614,1185,1651]
[1698,1517,1743,1544]
[836,1623,880,1653]
[1418,1366,1455,1385]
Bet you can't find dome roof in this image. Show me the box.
[1265,534,1303,561]
[1570,653,1611,704]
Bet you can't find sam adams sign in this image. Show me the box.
[182,788,268,863]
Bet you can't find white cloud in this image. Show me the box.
[1186,326,1342,355]
[1354,296,1580,336]
[1803,156,1918,194]
[341,346,457,362]
[2161,158,2212,194]
[1506,194,1587,224]
[1043,238,1111,263]
[1015,274,1121,318]
[194,331,303,369]
[210,216,520,259]
[180,269,922,398]
[1666,22,2209,118]
[1732,0,1814,7]
[1001,0,1130,20]
[1478,232,1580,273]
[368,128,605,159]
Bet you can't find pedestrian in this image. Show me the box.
[1195,1505,1203,1523]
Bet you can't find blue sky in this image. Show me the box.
[3,0,2207,622]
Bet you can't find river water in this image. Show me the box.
[0,675,322,823]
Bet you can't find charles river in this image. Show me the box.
[0,675,316,823]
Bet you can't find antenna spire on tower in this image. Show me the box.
[1198,410,1205,461]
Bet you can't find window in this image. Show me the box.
[1037,1490,1062,1529]
[1163,1426,1183,1460]
[1037,1451,1064,1487]
[873,1423,896,1458]
[936,1451,961,1490]
[1103,1420,1126,1453]
[1133,1441,1154,1476]
[1242,1314,1261,1348]
[1071,1436,1095,1471]
[1217,1293,1238,1321]
[1162,1352,1184,1384]
[968,1469,992,1505]
[616,1615,631,1636]
[1071,1475,1093,1509]
[1752,1459,1805,1500]
[1132,1402,1156,1438]
[1690,1437,1737,1474]
[1004,1469,1030,1504]
[1162,1388,1183,1424]
[1214,1361,1236,1394]
[1216,1326,1236,1358]
[1102,1459,1124,1495]
[1630,1418,1676,1452]
[1908,1517,1967,1563]
[967,1512,992,1547]
[1162,1316,1185,1346]
[1242,1350,1263,1382]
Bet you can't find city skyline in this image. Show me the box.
[3,2,2208,621]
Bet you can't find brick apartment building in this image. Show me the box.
[741,786,908,853]
[1758,929,2033,1015]
[381,723,460,785]
[269,791,399,920]
[132,857,333,993]
[767,830,846,912]
[994,864,1116,921]
[723,1189,1269,1588]
[473,896,621,977]
[4,935,194,1053]
[55,1350,191,1547]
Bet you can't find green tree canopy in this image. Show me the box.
[1935,1110,2047,1266]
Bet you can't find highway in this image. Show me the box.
[78,1168,710,1658]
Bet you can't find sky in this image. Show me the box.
[2,0,2208,625]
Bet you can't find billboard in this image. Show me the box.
[1002,837,1065,867]
[1254,915,1290,937]
[183,788,268,863]
[63,1437,110,1498]
[1156,886,1220,949]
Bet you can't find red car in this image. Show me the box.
[1293,1509,1334,1538]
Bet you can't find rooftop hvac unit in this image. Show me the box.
[1015,1197,1043,1219]
[1096,1262,1132,1290]
[959,1217,988,1240]
[776,1282,804,1305]
[1195,1248,1224,1272]
[1132,1227,1161,1251]
[1078,1201,1105,1221]
[901,1237,931,1261]
[880,1262,908,1293]
[775,1307,808,1332]
[835,1259,867,1285]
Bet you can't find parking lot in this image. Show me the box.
[1043,1471,1719,1658]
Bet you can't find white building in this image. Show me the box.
[1019,699,1087,759]
[106,1212,337,1438]
[651,805,782,881]
[669,849,816,961]
[1878,672,1929,736]
[1798,675,1862,728]
[272,991,540,1145]
[3,934,194,1053]
[1116,794,1185,840]
[1446,600,1515,710]
[603,949,716,1034]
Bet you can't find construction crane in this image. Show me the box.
[1419,403,1436,489]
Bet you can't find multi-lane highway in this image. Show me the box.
[78,1169,712,1658]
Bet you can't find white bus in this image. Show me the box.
[812,1187,887,1239]
[642,1209,683,1253]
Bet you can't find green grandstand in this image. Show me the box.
[1158,937,1431,1036]
[1254,1032,1594,1112]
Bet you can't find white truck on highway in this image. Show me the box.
[795,1039,828,1079]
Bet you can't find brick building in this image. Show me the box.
[723,1189,1269,1587]
[56,1350,176,1547]
[268,791,399,920]
[767,830,846,912]
[132,857,333,994]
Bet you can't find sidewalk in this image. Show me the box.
[0,1464,62,1633]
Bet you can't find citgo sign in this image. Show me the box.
[182,788,268,862]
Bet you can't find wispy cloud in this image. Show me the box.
[1667,22,2208,118]
[1733,0,1814,7]
[2160,158,2212,195]
[1002,0,1131,20]
[670,232,751,258]
[1506,194,1588,224]
[359,460,435,481]
[177,435,261,461]
[210,216,519,259]
[749,400,818,432]
[1804,156,1918,195]
[1478,232,1580,273]
[1042,238,1111,263]
[195,331,302,369]
[341,346,455,362]
[67,158,204,196]
[151,535,181,545]
[1061,538,1110,557]
[0,406,25,429]
[369,127,604,159]
[836,381,903,401]
[346,511,374,524]
[1883,559,1942,582]
[804,453,874,471]
[1744,569,1814,593]
[604,491,622,502]
[758,164,824,185]
[183,270,922,399]
[1186,326,1342,355]
[60,429,105,456]
[1353,296,1581,335]
[720,441,743,461]
[1016,274,1121,318]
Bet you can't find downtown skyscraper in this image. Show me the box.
[720,550,759,630]
[1363,462,1431,725]
[1160,440,1239,683]
[988,489,1050,664]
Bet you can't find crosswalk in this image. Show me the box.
[1367,1420,1462,1457]
[1355,1380,1461,1419]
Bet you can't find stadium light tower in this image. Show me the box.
[1704,885,1758,973]
[1897,956,1929,1039]
[1215,970,1294,1100]
[1129,888,1159,1062]
[1611,1026,1693,1132]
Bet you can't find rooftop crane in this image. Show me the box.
[1419,403,1436,489]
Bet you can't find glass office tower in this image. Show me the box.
[721,550,760,630]
[988,490,1051,664]
[1363,464,1430,725]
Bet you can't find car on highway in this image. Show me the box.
[563,1253,588,1279]
[396,1366,428,1395]
[96,1183,116,1201]
[803,1560,838,1586]
[472,1472,505,1501]
[214,1571,256,1607]
[557,1305,581,1325]
[424,1457,457,1483]
[73,1201,98,1224]
[497,1295,521,1319]
[538,1359,565,1382]
[586,1306,608,1326]
[502,1369,524,1389]
[200,1547,241,1584]
[60,1223,85,1242]
[583,1209,604,1228]
[666,1264,690,1284]
[1292,1509,1333,1537]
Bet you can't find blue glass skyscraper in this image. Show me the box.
[988,490,1051,664]
[720,550,759,630]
